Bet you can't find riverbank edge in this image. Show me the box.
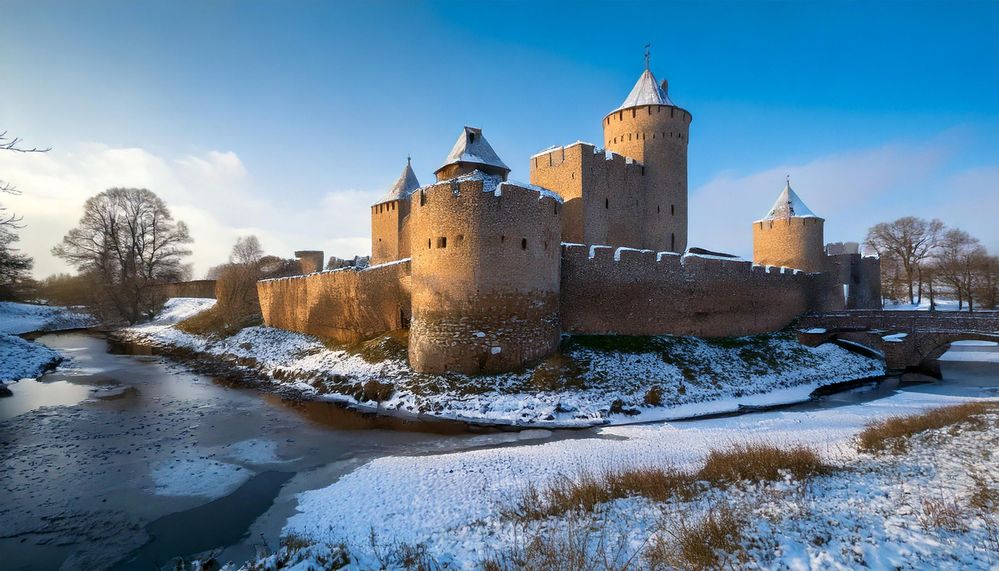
[108,324,891,430]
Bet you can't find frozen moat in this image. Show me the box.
[1,332,996,570]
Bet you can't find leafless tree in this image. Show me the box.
[971,254,999,310]
[52,187,192,324]
[934,228,986,312]
[0,131,49,298]
[864,217,944,305]
[230,235,264,265]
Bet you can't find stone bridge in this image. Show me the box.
[797,310,999,377]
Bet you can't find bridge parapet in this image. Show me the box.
[797,310,999,377]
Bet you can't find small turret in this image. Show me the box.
[434,127,510,181]
[752,178,825,273]
[371,158,421,265]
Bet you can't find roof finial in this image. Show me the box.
[644,43,651,70]
[786,174,790,186]
[407,155,412,166]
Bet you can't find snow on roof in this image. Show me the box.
[376,159,421,204]
[615,69,674,111]
[758,179,822,221]
[437,126,510,174]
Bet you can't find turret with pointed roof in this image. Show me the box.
[434,126,510,182]
[371,157,421,265]
[602,59,693,253]
[758,177,822,222]
[376,157,421,205]
[752,178,826,273]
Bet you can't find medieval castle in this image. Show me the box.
[256,65,881,375]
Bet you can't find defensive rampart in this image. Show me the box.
[257,260,411,343]
[559,244,840,337]
[151,280,218,300]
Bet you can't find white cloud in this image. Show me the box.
[1,144,379,278]
[688,136,997,257]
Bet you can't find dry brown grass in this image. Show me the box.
[510,443,826,522]
[857,402,998,454]
[919,497,968,532]
[696,443,829,486]
[509,467,698,522]
[646,501,749,570]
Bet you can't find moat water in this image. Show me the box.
[1,332,997,570]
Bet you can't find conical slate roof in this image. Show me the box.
[377,158,420,204]
[616,68,674,110]
[436,126,510,175]
[760,179,821,221]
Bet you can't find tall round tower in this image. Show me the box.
[408,128,562,374]
[752,178,825,273]
[603,66,692,252]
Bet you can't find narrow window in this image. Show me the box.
[671,204,675,216]
[631,109,636,118]
[427,238,431,249]
[657,205,660,213]
[501,235,506,242]
[436,236,447,248]
[618,111,622,120]
[521,238,527,250]
[671,233,675,251]
[605,198,609,209]
[544,241,549,250]
[554,203,558,215]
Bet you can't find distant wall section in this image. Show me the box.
[560,245,839,337]
[151,280,218,300]
[257,260,411,344]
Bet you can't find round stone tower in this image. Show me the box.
[408,128,562,374]
[603,67,692,252]
[752,178,825,273]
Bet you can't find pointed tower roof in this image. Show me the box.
[616,69,674,111]
[376,158,421,204]
[759,177,821,221]
[434,126,510,180]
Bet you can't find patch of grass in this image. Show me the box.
[176,305,261,338]
[345,330,409,363]
[696,443,829,486]
[647,501,749,570]
[508,444,823,522]
[919,497,968,532]
[643,385,663,406]
[970,473,998,511]
[857,402,998,454]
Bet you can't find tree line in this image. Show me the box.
[865,217,997,311]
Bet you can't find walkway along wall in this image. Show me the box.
[256,260,411,344]
[559,244,842,337]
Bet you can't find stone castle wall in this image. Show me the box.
[407,176,562,374]
[530,143,646,247]
[151,280,218,300]
[256,260,411,344]
[604,104,691,252]
[825,253,882,310]
[560,244,841,337]
[752,217,826,273]
[370,200,409,265]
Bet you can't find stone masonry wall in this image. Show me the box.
[560,244,840,337]
[408,175,562,374]
[151,280,218,300]
[752,217,825,273]
[530,143,646,248]
[257,260,411,344]
[604,104,691,252]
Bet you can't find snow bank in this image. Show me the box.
[123,300,885,429]
[0,302,95,384]
[0,302,95,335]
[281,390,999,568]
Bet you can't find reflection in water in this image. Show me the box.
[262,393,477,435]
[0,378,92,421]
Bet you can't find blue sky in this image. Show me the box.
[2,0,997,277]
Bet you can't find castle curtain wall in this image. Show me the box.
[256,260,411,344]
[559,244,839,337]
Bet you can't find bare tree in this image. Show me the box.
[934,228,986,312]
[52,188,192,324]
[230,235,263,265]
[0,131,49,298]
[865,217,944,305]
[971,254,999,310]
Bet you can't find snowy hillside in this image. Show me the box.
[0,302,95,384]
[123,298,885,427]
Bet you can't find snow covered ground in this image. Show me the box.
[0,302,96,384]
[194,388,999,570]
[883,298,976,312]
[123,299,885,428]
